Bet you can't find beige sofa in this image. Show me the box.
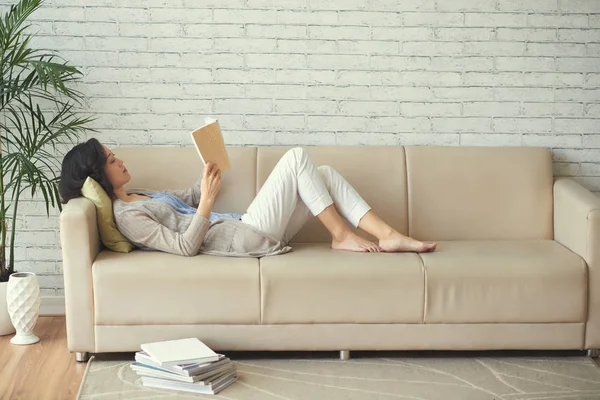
[59,145,600,362]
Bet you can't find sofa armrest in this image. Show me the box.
[554,177,600,348]
[59,197,101,353]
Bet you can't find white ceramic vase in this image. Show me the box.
[7,272,40,345]
[0,281,16,336]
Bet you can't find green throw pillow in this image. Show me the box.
[81,176,135,253]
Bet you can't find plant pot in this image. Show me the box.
[7,272,40,345]
[0,281,16,336]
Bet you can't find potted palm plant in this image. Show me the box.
[0,0,93,335]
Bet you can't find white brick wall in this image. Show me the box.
[1,0,599,296]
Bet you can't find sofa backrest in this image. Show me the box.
[116,145,553,243]
[116,146,257,214]
[256,146,408,243]
[405,146,554,241]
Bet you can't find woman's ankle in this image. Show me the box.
[317,204,351,241]
[378,229,402,240]
[331,227,351,242]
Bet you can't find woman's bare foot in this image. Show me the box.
[332,230,382,253]
[379,232,437,253]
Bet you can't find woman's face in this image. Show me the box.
[102,145,131,188]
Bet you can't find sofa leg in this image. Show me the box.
[588,349,600,358]
[340,350,350,361]
[75,352,90,362]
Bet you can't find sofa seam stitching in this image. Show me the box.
[256,147,262,325]
[583,255,589,349]
[259,258,263,325]
[404,146,410,237]
[584,208,597,348]
[421,254,427,325]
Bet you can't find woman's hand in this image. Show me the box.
[200,162,221,202]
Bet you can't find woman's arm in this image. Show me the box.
[117,164,221,256]
[196,196,214,220]
[117,209,211,257]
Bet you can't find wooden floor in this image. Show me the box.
[2,316,600,400]
[0,317,87,400]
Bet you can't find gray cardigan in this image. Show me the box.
[113,177,292,257]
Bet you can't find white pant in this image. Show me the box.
[240,147,372,243]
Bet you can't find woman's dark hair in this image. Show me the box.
[59,138,114,204]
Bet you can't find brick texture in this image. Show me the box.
[1,0,598,293]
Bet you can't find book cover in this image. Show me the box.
[140,337,220,367]
[190,118,231,173]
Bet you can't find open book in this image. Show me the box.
[190,118,231,173]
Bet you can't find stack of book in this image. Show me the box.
[130,337,237,395]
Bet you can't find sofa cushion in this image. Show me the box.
[259,243,425,324]
[80,176,134,253]
[92,250,260,325]
[256,146,408,243]
[405,146,553,240]
[422,240,587,324]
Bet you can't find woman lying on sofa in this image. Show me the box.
[59,138,436,257]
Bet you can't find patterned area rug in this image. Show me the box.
[76,351,600,400]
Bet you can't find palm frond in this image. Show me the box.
[1,54,84,108]
[0,0,41,48]
[29,59,81,93]
[14,94,93,150]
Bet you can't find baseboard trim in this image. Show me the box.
[41,296,65,316]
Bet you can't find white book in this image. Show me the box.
[140,338,220,367]
[135,351,228,376]
[141,372,237,395]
